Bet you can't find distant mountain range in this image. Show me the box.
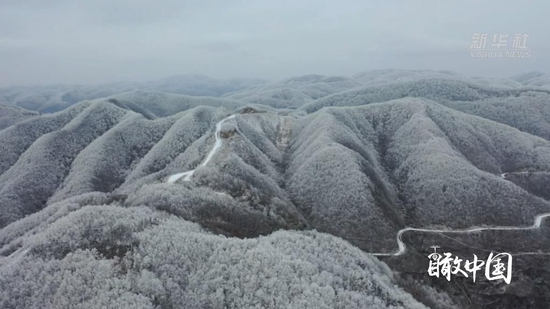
[0,74,266,113]
[3,70,549,114]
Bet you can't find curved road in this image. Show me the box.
[371,213,550,256]
[166,115,235,183]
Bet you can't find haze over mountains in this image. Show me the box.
[1,70,550,308]
[0,75,265,114]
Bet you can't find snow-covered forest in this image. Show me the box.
[1,70,550,308]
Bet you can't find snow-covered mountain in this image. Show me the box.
[1,70,550,308]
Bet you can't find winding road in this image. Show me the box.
[166,114,236,183]
[371,212,550,256]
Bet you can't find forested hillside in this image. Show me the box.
[1,70,550,308]
[0,106,38,130]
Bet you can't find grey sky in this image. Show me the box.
[1,0,549,86]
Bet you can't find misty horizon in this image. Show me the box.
[2,69,548,89]
[1,1,549,87]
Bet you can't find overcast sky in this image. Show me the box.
[1,0,549,86]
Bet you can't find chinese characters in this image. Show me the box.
[470,33,531,58]
[427,246,512,284]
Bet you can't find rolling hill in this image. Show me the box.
[1,70,550,308]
